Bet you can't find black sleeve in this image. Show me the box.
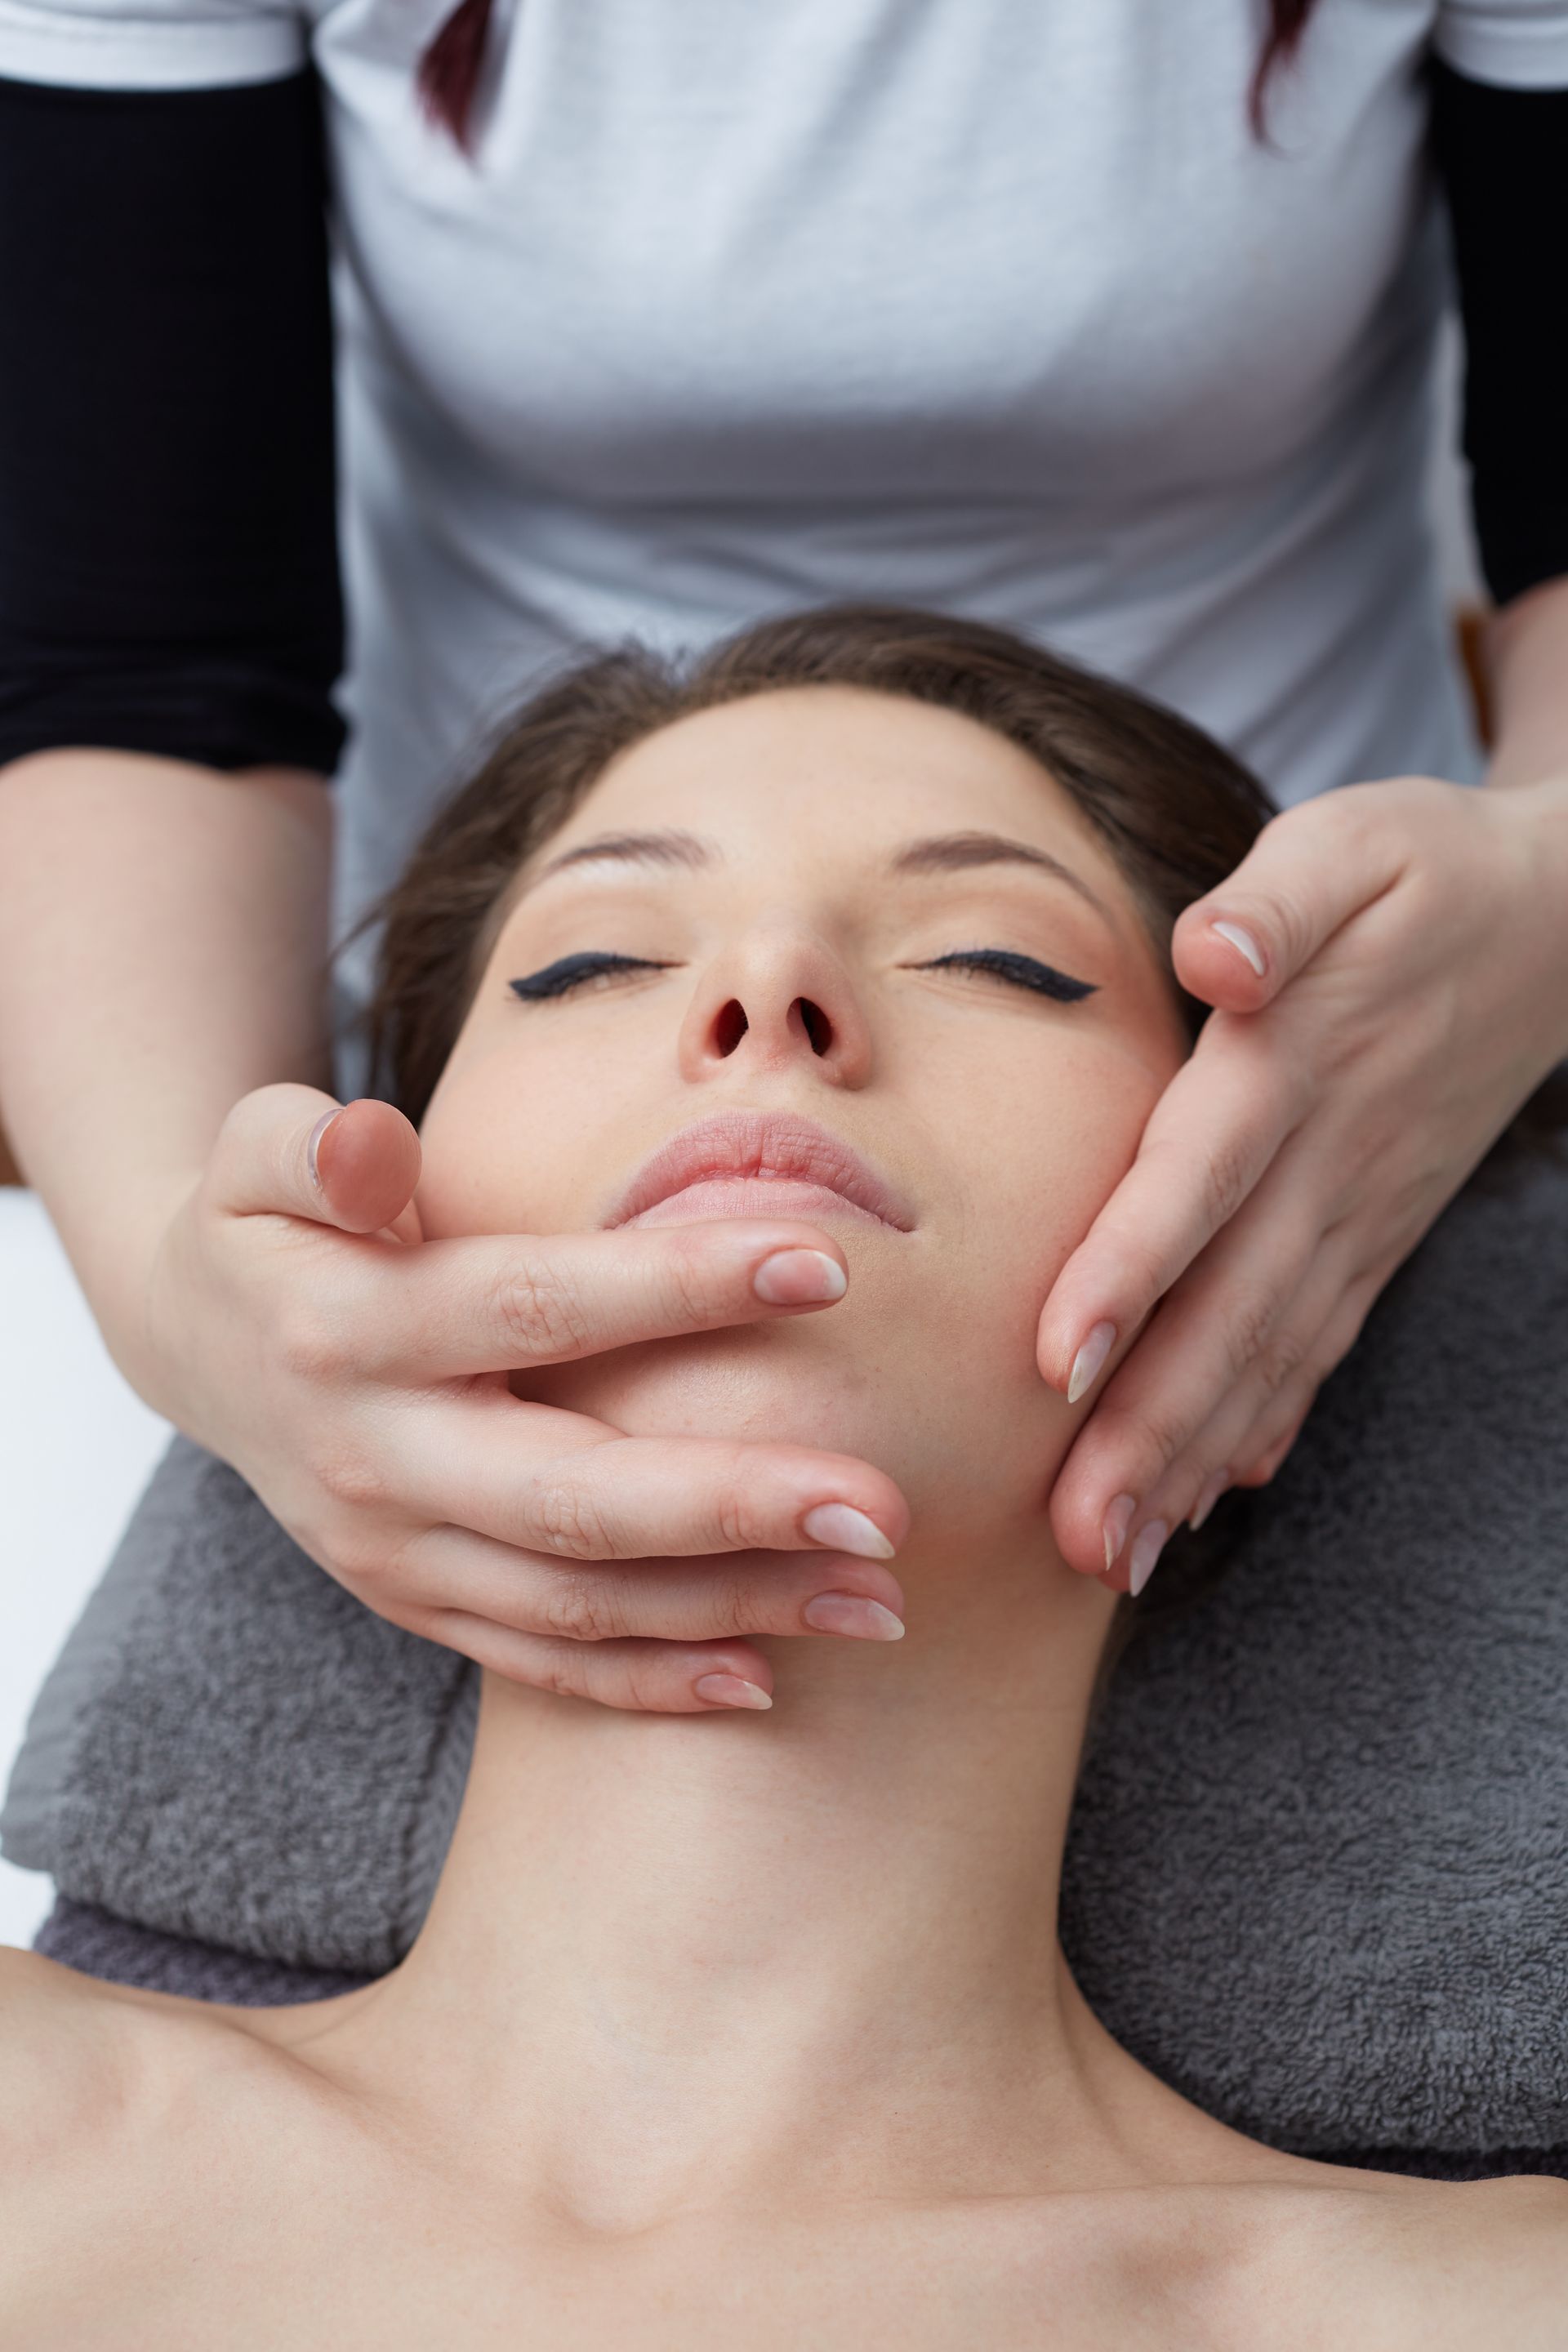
[1430,60,1568,610]
[0,69,345,777]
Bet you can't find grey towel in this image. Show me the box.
[6,1149,1566,2163]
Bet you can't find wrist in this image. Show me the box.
[70,1162,208,1413]
[1481,575,1568,794]
[1488,773,1568,1067]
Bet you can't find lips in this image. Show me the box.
[605,1111,915,1233]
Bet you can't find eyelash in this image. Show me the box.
[510,947,1095,1005]
[913,949,1097,1003]
[509,952,671,1000]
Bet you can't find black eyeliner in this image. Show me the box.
[509,951,669,1001]
[921,949,1097,1003]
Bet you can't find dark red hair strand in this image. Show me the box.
[1250,0,1320,136]
[416,2,1321,159]
[416,0,495,153]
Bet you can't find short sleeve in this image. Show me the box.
[1434,0,1568,87]
[0,0,305,91]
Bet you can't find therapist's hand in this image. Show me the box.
[1038,771,1568,1593]
[142,1085,908,1711]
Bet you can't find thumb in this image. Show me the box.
[212,1083,422,1236]
[1171,791,1405,1013]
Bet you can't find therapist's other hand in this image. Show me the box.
[1038,773,1568,1592]
[143,1085,908,1710]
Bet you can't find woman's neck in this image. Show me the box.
[341,1541,1188,2226]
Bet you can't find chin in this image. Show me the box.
[515,1318,1064,1540]
[517,1320,888,1446]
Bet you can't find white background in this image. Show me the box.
[0,1192,170,1946]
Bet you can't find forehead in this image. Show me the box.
[540,684,1127,893]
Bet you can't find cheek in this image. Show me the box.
[414,1042,651,1238]
[972,1037,1161,1274]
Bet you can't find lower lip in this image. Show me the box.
[627,1177,896,1229]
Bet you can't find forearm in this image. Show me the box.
[1481,575,1568,795]
[0,747,332,1374]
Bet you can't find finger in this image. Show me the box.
[402,1397,911,1561]
[212,1083,422,1236]
[1047,1169,1340,1571]
[1092,1272,1379,1594]
[430,1617,781,1713]
[1171,787,1405,1014]
[1037,1018,1307,1397]
[381,1523,906,1646]
[355,1219,858,1383]
[1223,1276,1383,1491]
[1232,1412,1310,1489]
[1152,1270,1373,1524]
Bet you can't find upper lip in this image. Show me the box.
[604,1110,916,1232]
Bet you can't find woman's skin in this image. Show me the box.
[1,588,1565,1690]
[1042,574,1568,1588]
[0,751,910,1707]
[4,688,1565,2345]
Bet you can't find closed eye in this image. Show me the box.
[509,952,676,1001]
[911,949,1097,1004]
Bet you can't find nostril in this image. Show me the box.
[712,999,749,1057]
[795,997,833,1057]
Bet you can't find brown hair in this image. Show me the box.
[360,602,1273,1124]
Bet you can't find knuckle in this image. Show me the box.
[1102,1396,1192,1481]
[700,1566,756,1636]
[327,1511,408,1588]
[529,1475,615,1561]
[1199,1129,1257,1232]
[530,1640,590,1701]
[1222,1279,1285,1380]
[306,1436,388,1516]
[659,1236,720,1329]
[491,1258,595,1362]
[539,1570,624,1644]
[274,1304,354,1388]
[710,1483,758,1553]
[1254,1323,1309,1401]
[621,1650,680,1713]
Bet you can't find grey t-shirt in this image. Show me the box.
[3,0,1566,954]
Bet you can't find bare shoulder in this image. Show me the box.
[0,1940,290,2194]
[0,1942,318,2336]
[0,1943,144,2165]
[1382,2172,1568,2345]
[1235,2167,1568,2351]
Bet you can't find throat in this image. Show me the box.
[343,1560,1125,2221]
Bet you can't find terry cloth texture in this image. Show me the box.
[2,1448,479,1976]
[7,1146,1567,2165]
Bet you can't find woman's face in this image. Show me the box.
[416,687,1187,1552]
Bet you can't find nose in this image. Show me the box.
[677,920,872,1089]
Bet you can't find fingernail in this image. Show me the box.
[801,1503,896,1559]
[1102,1493,1136,1573]
[1067,1320,1116,1405]
[694,1673,773,1711]
[802,1592,906,1642]
[754,1248,848,1306]
[306,1107,341,1192]
[1189,1469,1230,1533]
[1128,1520,1169,1597]
[1212,920,1266,978]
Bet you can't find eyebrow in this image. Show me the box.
[525,822,1114,926]
[531,829,718,885]
[888,831,1115,924]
